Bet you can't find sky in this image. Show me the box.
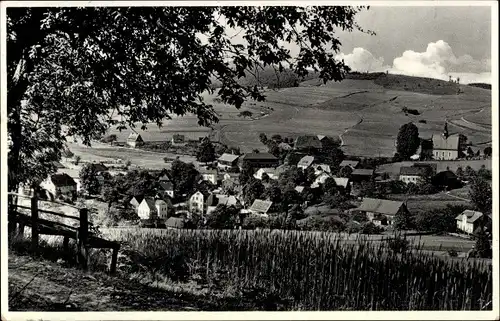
[225,6,492,84]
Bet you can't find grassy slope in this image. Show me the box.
[71,73,491,164]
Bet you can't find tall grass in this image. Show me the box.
[101,228,492,311]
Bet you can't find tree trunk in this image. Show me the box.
[8,52,31,194]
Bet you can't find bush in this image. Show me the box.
[447,249,458,257]
[361,222,383,235]
[387,235,410,254]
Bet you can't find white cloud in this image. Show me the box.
[390,40,490,84]
[336,48,389,72]
[336,40,490,84]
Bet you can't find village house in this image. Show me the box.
[222,173,241,193]
[189,190,210,214]
[339,160,360,169]
[217,153,240,171]
[248,199,273,216]
[311,172,331,189]
[240,153,279,169]
[129,195,144,209]
[199,168,219,185]
[297,155,315,170]
[295,186,305,194]
[165,217,186,229]
[455,210,489,234]
[254,168,279,180]
[171,134,187,146]
[294,135,322,152]
[333,177,351,193]
[355,198,409,226]
[278,142,293,151]
[127,132,144,148]
[137,197,169,220]
[350,168,375,182]
[432,123,464,160]
[314,164,331,176]
[206,194,241,215]
[41,173,78,200]
[399,166,429,184]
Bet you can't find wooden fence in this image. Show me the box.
[8,192,120,274]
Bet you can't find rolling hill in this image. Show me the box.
[96,73,491,158]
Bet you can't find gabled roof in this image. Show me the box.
[413,163,437,172]
[315,164,331,173]
[297,155,315,168]
[352,168,374,176]
[218,153,240,163]
[142,197,157,210]
[340,160,360,168]
[432,134,460,150]
[223,173,240,180]
[399,166,428,176]
[278,142,293,150]
[155,199,167,206]
[200,168,218,175]
[249,199,273,214]
[90,163,108,172]
[243,153,278,161]
[166,217,185,229]
[50,173,77,187]
[295,135,322,150]
[333,177,350,188]
[317,135,326,141]
[456,210,484,223]
[159,174,171,182]
[295,186,305,193]
[255,167,278,176]
[159,181,174,191]
[356,198,405,216]
[127,132,143,142]
[217,195,239,207]
[130,195,144,204]
[51,161,65,169]
[190,190,210,199]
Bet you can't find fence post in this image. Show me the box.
[77,208,89,270]
[31,196,39,251]
[110,245,120,275]
[8,194,17,236]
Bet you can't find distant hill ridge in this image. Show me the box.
[468,83,491,90]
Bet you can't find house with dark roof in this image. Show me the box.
[456,210,489,234]
[350,168,375,182]
[158,181,174,198]
[240,153,279,169]
[294,135,322,151]
[41,173,77,200]
[127,132,144,148]
[206,194,241,214]
[217,153,240,170]
[355,198,408,226]
[248,199,273,216]
[431,124,464,160]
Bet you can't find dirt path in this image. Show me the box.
[7,253,245,311]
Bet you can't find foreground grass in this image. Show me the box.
[101,228,492,311]
[9,229,492,311]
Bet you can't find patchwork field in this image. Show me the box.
[71,74,491,164]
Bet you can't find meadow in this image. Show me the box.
[90,228,492,311]
[84,74,491,160]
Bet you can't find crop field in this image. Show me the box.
[97,228,491,310]
[70,74,491,162]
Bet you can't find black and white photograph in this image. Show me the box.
[1,1,498,318]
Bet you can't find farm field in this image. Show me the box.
[69,74,491,161]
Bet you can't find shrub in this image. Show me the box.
[447,249,458,257]
[361,222,383,235]
[387,235,410,254]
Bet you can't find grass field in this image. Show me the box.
[68,74,491,167]
[377,159,492,178]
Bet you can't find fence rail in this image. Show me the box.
[8,192,119,274]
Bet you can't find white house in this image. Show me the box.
[200,169,218,185]
[137,198,169,220]
[455,210,486,234]
[40,173,78,200]
[189,190,208,214]
[254,168,279,180]
[127,132,144,148]
[297,155,315,170]
[314,164,331,176]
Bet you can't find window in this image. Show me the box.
[448,152,451,158]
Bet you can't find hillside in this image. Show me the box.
[95,73,491,158]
